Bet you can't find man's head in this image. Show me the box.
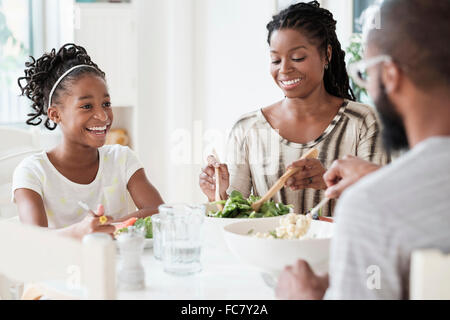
[364,0,450,152]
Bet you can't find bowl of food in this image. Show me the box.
[203,190,293,250]
[114,216,153,249]
[223,213,335,280]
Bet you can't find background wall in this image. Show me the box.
[135,0,282,204]
[135,0,355,204]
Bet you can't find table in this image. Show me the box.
[117,242,276,300]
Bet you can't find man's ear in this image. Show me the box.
[381,62,401,94]
[47,106,60,124]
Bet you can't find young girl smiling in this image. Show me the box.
[13,43,164,240]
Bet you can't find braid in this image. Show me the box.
[267,1,356,101]
[17,43,105,130]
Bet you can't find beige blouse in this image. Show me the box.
[225,100,391,217]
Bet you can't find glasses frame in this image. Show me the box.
[347,55,392,89]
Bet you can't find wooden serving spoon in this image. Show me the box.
[207,149,224,211]
[251,148,319,212]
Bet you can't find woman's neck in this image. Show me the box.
[281,83,342,119]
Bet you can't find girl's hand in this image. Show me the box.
[199,159,230,202]
[285,158,327,190]
[72,204,115,240]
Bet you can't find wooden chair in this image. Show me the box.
[410,249,450,300]
[0,221,116,300]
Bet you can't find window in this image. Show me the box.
[0,0,74,127]
[0,0,31,127]
[353,0,377,33]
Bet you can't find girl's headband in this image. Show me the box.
[48,64,98,109]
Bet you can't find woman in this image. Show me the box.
[199,1,389,216]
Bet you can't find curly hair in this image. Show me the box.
[267,1,355,101]
[17,43,105,130]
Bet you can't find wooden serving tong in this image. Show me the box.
[207,149,224,211]
[251,148,319,212]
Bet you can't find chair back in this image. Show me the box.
[0,126,41,219]
[410,249,450,300]
[0,221,116,299]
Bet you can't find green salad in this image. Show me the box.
[208,190,293,219]
[115,216,153,239]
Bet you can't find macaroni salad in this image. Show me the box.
[253,213,312,239]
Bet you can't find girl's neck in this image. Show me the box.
[52,140,99,168]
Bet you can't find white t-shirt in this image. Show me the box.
[12,144,143,229]
[324,136,450,299]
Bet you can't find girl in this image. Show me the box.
[13,43,164,240]
[199,1,390,216]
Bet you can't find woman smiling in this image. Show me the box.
[199,1,390,216]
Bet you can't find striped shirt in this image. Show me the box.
[325,137,450,299]
[225,100,390,216]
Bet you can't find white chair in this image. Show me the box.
[0,221,116,300]
[0,126,42,219]
[410,249,450,300]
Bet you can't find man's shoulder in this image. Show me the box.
[339,138,450,217]
[336,153,413,220]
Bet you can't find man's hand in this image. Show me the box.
[323,155,381,199]
[275,260,329,300]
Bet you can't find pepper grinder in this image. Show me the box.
[116,226,146,290]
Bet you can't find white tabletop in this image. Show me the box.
[117,242,276,300]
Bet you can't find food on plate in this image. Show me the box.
[208,190,293,219]
[114,217,138,231]
[114,216,153,239]
[251,213,312,239]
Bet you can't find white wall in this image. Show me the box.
[135,0,282,204]
[322,0,354,50]
[125,0,356,206]
[192,0,282,202]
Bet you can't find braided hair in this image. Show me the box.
[18,43,105,130]
[267,1,355,101]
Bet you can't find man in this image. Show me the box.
[276,0,450,299]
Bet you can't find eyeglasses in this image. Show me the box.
[347,55,392,89]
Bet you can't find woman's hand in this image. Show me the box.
[199,158,230,202]
[285,158,327,190]
[323,155,381,199]
[72,204,115,240]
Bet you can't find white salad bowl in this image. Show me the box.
[223,217,335,282]
[203,203,285,251]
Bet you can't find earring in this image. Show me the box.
[325,64,329,70]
